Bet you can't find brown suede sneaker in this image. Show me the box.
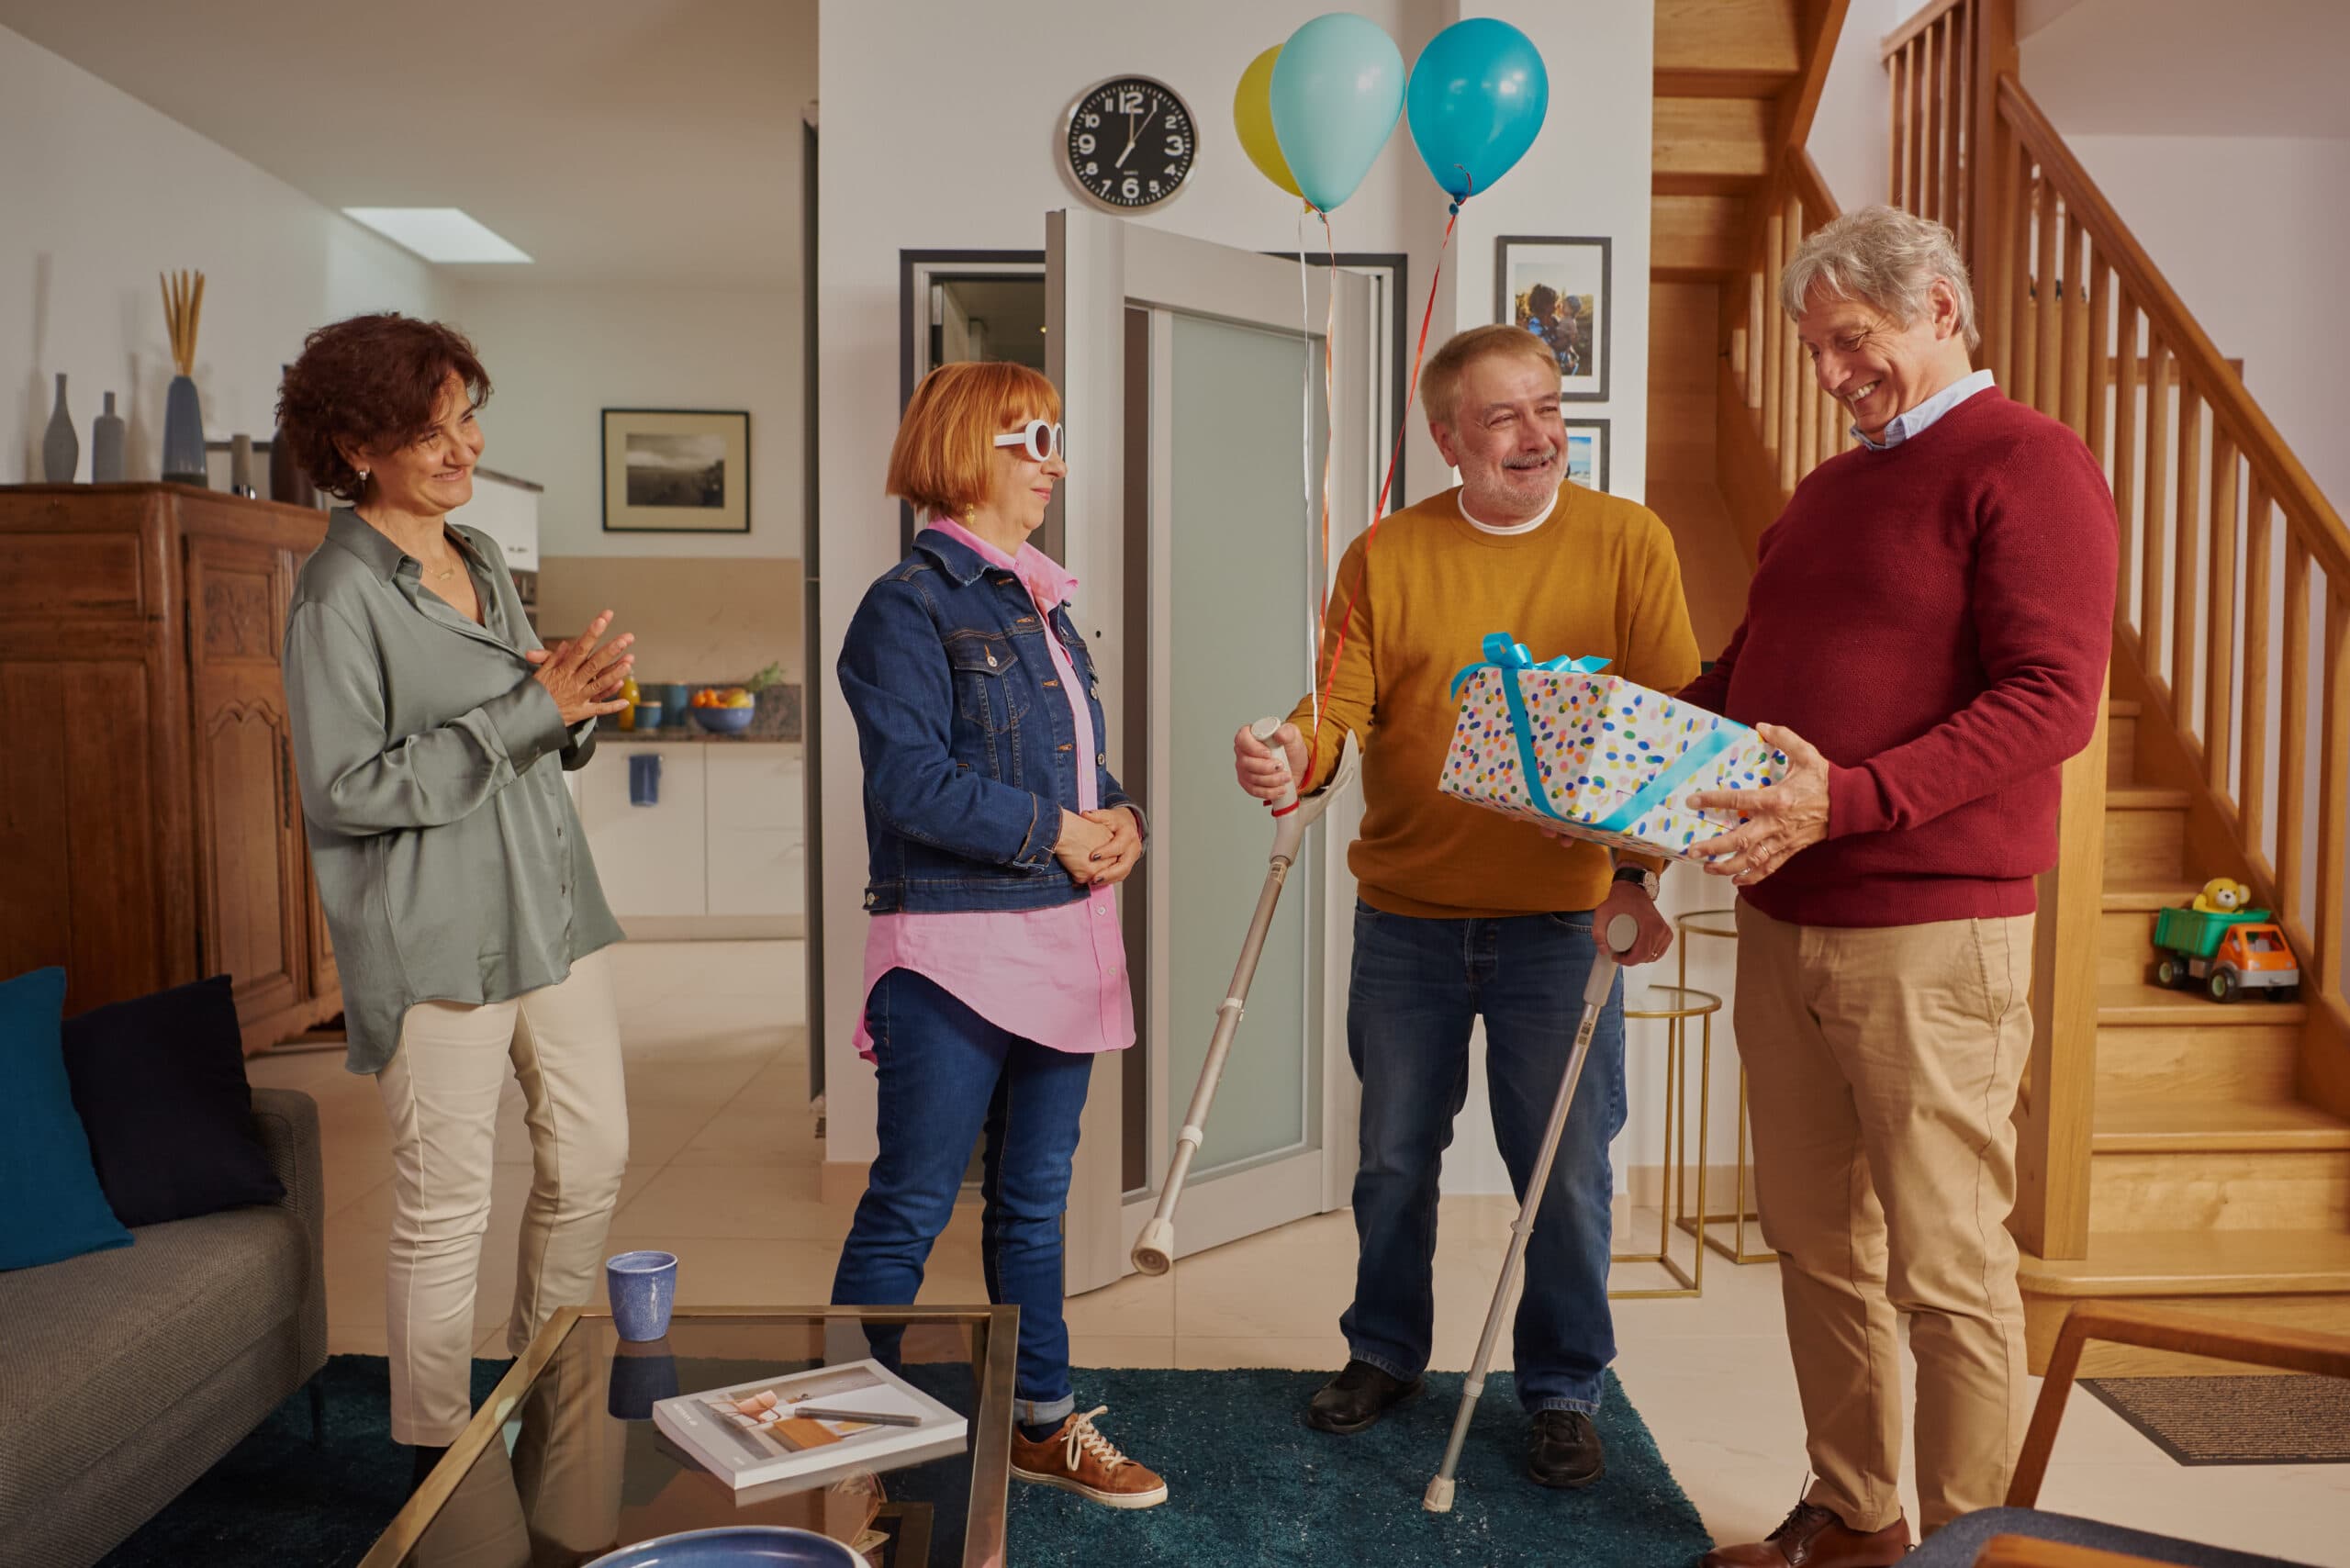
[1010,1406,1169,1509]
[1701,1500,1912,1566]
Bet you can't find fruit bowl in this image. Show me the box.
[690,703,755,734]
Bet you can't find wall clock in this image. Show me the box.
[1063,75,1195,212]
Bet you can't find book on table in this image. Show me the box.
[652,1359,968,1491]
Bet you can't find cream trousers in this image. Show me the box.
[1734,902,2035,1535]
[378,947,629,1446]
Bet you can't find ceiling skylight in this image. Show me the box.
[341,207,532,264]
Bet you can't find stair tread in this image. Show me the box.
[2108,785,2192,809]
[2020,1230,2350,1296]
[2095,1099,2350,1153]
[2109,699,2143,718]
[2098,981,2308,1025]
[2101,878,2205,913]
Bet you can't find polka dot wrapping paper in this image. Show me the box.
[1438,666,1791,861]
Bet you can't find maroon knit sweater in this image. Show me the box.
[1679,386,2117,928]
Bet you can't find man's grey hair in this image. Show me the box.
[1780,205,1979,352]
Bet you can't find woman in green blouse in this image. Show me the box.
[277,315,636,1484]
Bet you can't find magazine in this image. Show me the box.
[651,1359,968,1492]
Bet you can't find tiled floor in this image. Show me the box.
[250,939,2350,1563]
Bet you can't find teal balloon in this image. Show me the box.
[1406,17,1549,203]
[1269,13,1405,213]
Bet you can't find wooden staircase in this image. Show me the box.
[2032,697,2350,1373]
[1692,0,2350,1374]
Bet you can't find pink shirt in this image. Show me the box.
[853,520,1136,1060]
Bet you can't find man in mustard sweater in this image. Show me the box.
[1233,325,1700,1489]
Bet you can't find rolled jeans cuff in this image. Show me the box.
[1526,1393,1604,1417]
[1016,1393,1076,1428]
[1345,1346,1424,1385]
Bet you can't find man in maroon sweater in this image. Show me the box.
[1682,207,2117,1567]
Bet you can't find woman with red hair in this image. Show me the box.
[277,313,637,1485]
[834,361,1165,1509]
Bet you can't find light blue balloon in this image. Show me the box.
[1269,13,1406,213]
[1406,17,1550,204]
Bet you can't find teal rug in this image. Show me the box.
[99,1358,1712,1566]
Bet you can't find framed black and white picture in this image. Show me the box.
[601,409,751,533]
[1563,418,1610,493]
[1495,236,1611,403]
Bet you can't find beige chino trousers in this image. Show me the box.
[1732,901,2034,1535]
[378,947,629,1446]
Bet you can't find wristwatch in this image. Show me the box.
[1613,863,1662,901]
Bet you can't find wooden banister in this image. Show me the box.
[1997,77,2350,588]
[1882,0,1968,58]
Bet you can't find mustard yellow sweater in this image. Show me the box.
[1287,484,1701,919]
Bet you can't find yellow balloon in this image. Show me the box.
[1234,44,1303,199]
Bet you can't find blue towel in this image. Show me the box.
[629,752,660,807]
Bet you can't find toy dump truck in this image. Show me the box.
[2150,906,2300,1003]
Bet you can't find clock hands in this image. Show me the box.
[1115,99,1160,171]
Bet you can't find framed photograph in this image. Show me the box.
[602,408,751,533]
[1495,236,1611,403]
[1563,418,1610,493]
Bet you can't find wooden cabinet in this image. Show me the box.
[0,485,341,1050]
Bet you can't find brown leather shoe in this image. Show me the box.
[1700,1500,1912,1566]
[1010,1406,1168,1509]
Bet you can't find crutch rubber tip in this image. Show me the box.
[1130,1219,1175,1276]
[1423,1476,1456,1513]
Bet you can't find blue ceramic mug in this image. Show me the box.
[606,1250,678,1341]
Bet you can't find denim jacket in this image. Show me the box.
[840,527,1141,913]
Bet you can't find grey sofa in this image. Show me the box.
[0,1086,328,1568]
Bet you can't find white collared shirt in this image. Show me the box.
[1854,368,1997,451]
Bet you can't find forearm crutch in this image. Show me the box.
[1130,716,1362,1277]
[1424,910,1639,1513]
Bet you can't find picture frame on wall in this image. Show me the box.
[1563,418,1610,493]
[601,408,751,533]
[1495,236,1611,403]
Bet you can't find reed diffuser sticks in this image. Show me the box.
[161,270,206,377]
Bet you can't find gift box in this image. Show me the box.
[1438,633,1790,860]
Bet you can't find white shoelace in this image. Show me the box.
[1059,1406,1131,1472]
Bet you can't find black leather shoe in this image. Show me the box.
[1527,1410,1605,1489]
[409,1443,449,1493]
[1304,1360,1422,1435]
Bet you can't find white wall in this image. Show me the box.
[449,282,803,560]
[2,24,443,482]
[2058,134,2350,516]
[814,0,1658,1184]
[1807,0,1908,212]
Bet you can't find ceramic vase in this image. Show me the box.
[229,433,255,498]
[268,366,318,507]
[41,373,78,482]
[91,392,127,482]
[162,374,207,487]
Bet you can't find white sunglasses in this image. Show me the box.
[992,420,1063,463]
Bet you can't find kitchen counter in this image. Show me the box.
[605,726,801,745]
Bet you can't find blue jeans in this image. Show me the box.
[831,969,1094,1427]
[1341,902,1627,1415]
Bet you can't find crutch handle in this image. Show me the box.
[1587,911,1639,1003]
[1249,715,1299,813]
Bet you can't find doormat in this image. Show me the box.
[2083,1375,2350,1465]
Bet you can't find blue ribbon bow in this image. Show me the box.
[1452,631,1746,835]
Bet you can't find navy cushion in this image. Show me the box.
[61,973,284,1228]
[0,969,133,1271]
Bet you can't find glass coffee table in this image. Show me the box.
[360,1306,1016,1568]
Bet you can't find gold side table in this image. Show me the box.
[1673,907,1774,1265]
[1610,985,1722,1299]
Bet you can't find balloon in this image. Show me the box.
[1269,13,1405,213]
[1234,45,1303,199]
[1405,17,1549,204]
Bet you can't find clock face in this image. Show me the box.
[1065,76,1195,211]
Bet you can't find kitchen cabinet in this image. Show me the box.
[0,485,342,1050]
[574,741,803,935]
